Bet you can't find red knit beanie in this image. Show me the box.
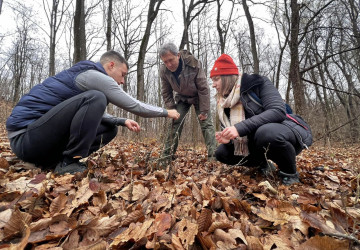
[210,54,239,78]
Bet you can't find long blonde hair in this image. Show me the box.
[219,75,239,97]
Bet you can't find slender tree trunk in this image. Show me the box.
[289,0,306,116]
[73,0,86,64]
[48,0,59,76]
[106,0,113,51]
[136,0,164,123]
[242,0,259,74]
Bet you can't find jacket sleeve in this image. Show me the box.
[160,69,176,109]
[194,61,210,114]
[234,76,286,136]
[76,70,168,118]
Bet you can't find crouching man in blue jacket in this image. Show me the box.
[6,51,180,174]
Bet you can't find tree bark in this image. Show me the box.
[179,0,212,50]
[242,0,259,74]
[288,0,306,116]
[137,0,164,107]
[106,0,113,51]
[73,0,86,64]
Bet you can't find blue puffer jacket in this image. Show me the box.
[6,61,107,131]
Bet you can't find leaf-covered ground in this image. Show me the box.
[0,124,359,250]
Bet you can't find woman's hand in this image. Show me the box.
[167,109,180,120]
[124,119,141,132]
[221,126,239,140]
[215,132,230,144]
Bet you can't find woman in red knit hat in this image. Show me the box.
[210,54,312,185]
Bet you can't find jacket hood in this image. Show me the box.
[241,73,264,92]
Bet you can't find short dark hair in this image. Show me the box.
[159,43,179,57]
[100,50,129,69]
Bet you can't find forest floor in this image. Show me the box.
[0,122,360,249]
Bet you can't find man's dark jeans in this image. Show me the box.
[10,90,118,168]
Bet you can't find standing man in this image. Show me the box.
[159,42,216,161]
[6,50,180,174]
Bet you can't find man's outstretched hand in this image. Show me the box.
[124,119,141,132]
[167,109,180,120]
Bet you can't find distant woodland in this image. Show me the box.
[0,0,359,145]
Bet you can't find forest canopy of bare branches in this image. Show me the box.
[0,0,359,145]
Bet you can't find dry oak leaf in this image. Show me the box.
[288,215,310,236]
[5,176,43,192]
[296,235,349,250]
[197,234,216,250]
[8,224,31,250]
[49,220,70,235]
[208,221,232,234]
[228,228,247,245]
[92,190,107,207]
[110,219,154,247]
[74,240,109,250]
[95,215,121,237]
[330,206,353,232]
[197,208,212,233]
[72,181,94,207]
[246,235,264,250]
[251,206,290,226]
[4,207,32,238]
[191,183,203,203]
[154,212,172,237]
[153,194,172,212]
[177,218,198,249]
[30,214,74,232]
[300,211,339,235]
[263,234,292,250]
[121,209,144,227]
[50,193,67,216]
[0,157,9,169]
[201,184,213,200]
[29,173,47,184]
[213,229,236,249]
[0,209,12,228]
[253,193,268,201]
[89,178,100,192]
[115,183,149,201]
[164,234,185,250]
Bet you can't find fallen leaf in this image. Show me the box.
[297,235,349,250]
[177,218,198,249]
[154,212,172,237]
[50,193,67,216]
[252,206,290,226]
[115,183,149,201]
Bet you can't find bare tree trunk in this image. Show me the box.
[73,0,86,64]
[179,0,212,50]
[106,0,113,51]
[48,0,58,76]
[272,0,290,89]
[136,0,164,123]
[289,0,306,116]
[44,0,68,76]
[242,0,259,74]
